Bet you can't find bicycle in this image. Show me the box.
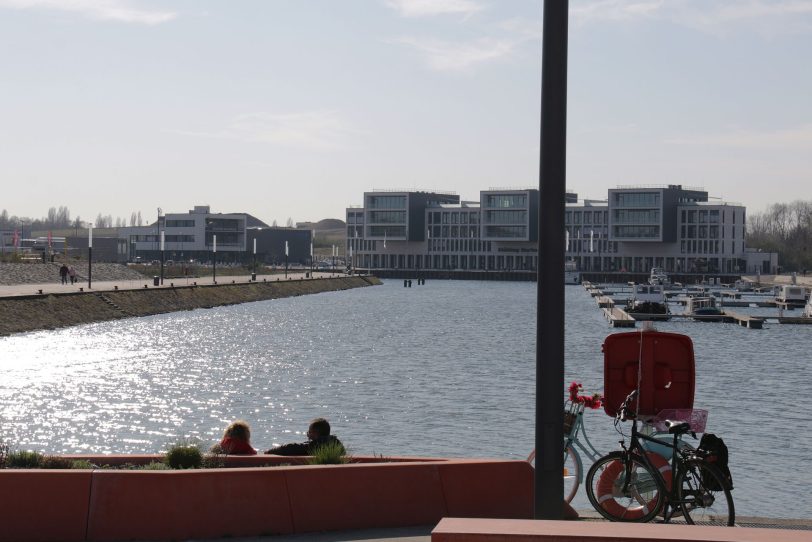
[528,382,604,503]
[585,389,735,526]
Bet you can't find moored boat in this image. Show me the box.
[625,283,670,321]
[648,267,670,286]
[686,296,724,322]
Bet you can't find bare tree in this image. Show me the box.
[272,219,278,227]
[137,211,143,226]
[286,217,294,228]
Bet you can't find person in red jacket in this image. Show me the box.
[212,420,257,455]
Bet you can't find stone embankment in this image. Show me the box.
[0,262,145,285]
[0,276,380,336]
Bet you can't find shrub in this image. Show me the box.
[40,455,74,469]
[7,450,44,468]
[141,461,171,470]
[308,441,349,465]
[202,452,226,469]
[0,441,9,468]
[70,459,95,470]
[165,441,203,469]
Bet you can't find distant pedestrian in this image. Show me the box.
[68,265,76,285]
[59,263,68,284]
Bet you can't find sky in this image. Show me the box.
[1,0,811,226]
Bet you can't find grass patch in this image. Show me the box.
[7,450,44,468]
[308,441,349,465]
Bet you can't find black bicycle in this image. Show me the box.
[585,390,735,526]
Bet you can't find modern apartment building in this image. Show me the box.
[118,205,312,264]
[347,186,776,276]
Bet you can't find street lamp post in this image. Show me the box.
[284,241,289,278]
[160,230,165,286]
[212,234,217,283]
[252,238,257,281]
[88,224,93,289]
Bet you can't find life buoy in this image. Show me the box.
[595,453,671,520]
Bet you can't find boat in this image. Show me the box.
[648,267,670,286]
[565,260,580,285]
[685,296,724,322]
[775,285,808,307]
[625,283,670,320]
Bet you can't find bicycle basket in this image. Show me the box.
[650,408,708,433]
[563,411,577,434]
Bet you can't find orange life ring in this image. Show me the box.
[595,453,671,520]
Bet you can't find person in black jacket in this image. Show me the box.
[265,417,344,456]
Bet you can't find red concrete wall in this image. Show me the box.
[0,470,92,542]
[0,458,534,542]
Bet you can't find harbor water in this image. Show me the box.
[1,280,810,518]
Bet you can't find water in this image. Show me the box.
[1,280,810,518]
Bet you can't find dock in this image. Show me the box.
[721,310,764,329]
[603,307,635,327]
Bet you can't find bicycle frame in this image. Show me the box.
[621,416,697,520]
[564,400,602,464]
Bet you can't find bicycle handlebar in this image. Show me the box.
[617,389,638,422]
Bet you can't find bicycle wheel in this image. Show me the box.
[586,452,664,522]
[674,459,735,526]
[564,445,582,503]
[527,446,581,504]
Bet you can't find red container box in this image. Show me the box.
[602,330,695,418]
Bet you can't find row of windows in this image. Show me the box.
[428,239,492,252]
[566,226,609,238]
[613,209,660,224]
[485,194,527,208]
[430,225,479,238]
[428,212,479,224]
[565,210,608,225]
[614,192,660,207]
[566,240,619,254]
[484,225,527,238]
[680,240,738,255]
[613,225,660,238]
[131,234,195,243]
[368,226,406,237]
[368,211,406,224]
[367,195,406,209]
[484,210,527,225]
[205,219,242,231]
[681,209,720,224]
[166,219,195,228]
[347,214,364,225]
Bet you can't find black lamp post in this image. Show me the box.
[88,224,93,289]
[252,238,257,281]
[284,240,289,278]
[212,234,217,283]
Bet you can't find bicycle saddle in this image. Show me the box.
[665,420,691,435]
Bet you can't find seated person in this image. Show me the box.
[265,417,344,456]
[211,420,257,455]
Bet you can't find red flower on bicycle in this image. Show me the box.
[569,381,603,409]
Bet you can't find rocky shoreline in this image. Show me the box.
[0,276,381,337]
[0,262,145,285]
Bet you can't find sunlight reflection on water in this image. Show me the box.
[0,280,809,517]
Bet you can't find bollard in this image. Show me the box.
[404,280,408,287]
[193,281,197,286]
[114,285,118,290]
[408,279,412,287]
[232,280,235,284]
[38,289,43,294]
[170,283,174,288]
[144,285,148,288]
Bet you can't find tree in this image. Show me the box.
[272,219,278,227]
[286,217,294,228]
[137,211,143,226]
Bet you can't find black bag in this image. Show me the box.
[697,433,733,490]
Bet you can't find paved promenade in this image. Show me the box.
[0,270,348,298]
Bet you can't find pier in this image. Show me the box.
[583,281,811,329]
